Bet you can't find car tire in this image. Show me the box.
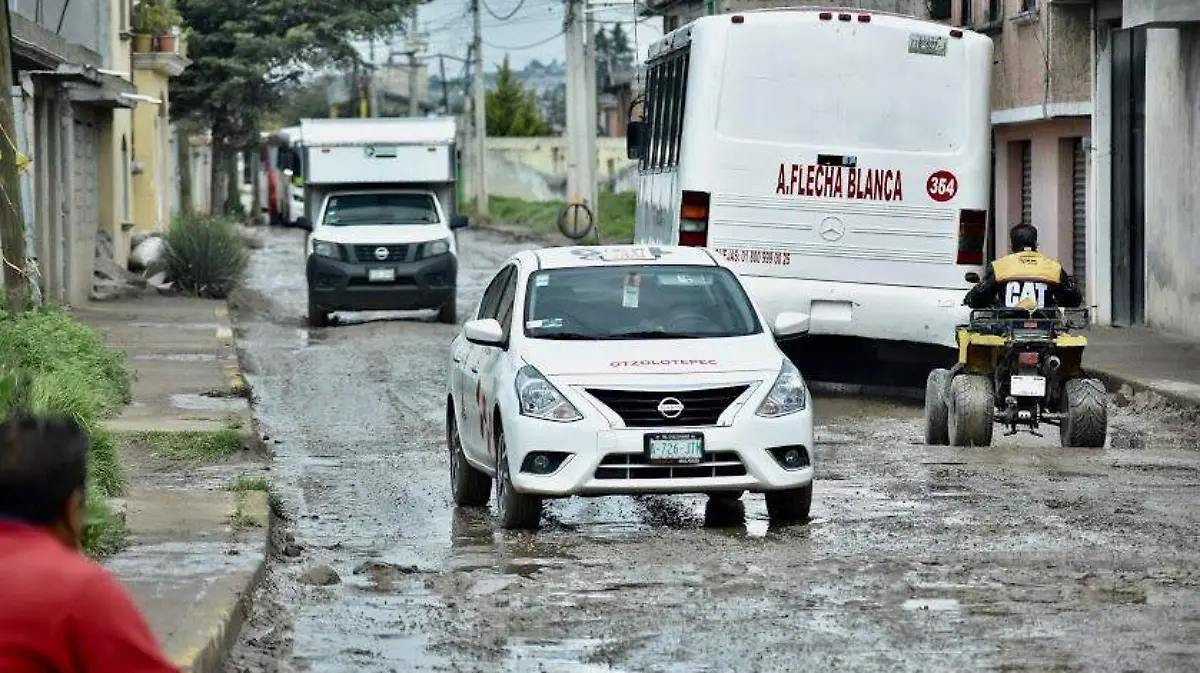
[765,483,812,524]
[437,291,457,325]
[923,368,951,446]
[448,404,491,507]
[948,374,994,447]
[1060,378,1108,448]
[494,426,542,530]
[307,294,329,328]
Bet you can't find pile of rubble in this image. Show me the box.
[92,230,173,301]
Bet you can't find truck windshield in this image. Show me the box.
[323,193,439,226]
[523,265,762,340]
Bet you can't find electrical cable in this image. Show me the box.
[481,0,528,21]
[482,30,564,51]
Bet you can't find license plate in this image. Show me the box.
[645,432,704,464]
[1010,375,1046,397]
[368,268,395,282]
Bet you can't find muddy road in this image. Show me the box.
[226,227,1200,673]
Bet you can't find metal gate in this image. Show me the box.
[73,112,101,302]
[1072,138,1087,295]
[1019,140,1032,226]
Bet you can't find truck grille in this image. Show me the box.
[354,244,410,263]
[594,451,747,480]
[584,385,749,428]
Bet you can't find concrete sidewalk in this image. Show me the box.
[74,293,269,673]
[1085,325,1200,409]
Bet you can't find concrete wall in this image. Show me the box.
[1125,0,1200,28]
[1142,26,1200,337]
[11,0,108,57]
[460,136,638,201]
[132,66,171,232]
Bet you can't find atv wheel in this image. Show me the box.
[765,483,813,524]
[448,405,491,506]
[494,427,543,530]
[436,291,458,324]
[948,374,994,447]
[923,368,951,445]
[307,294,329,328]
[1060,378,1108,448]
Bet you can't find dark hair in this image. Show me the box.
[0,414,89,524]
[1010,223,1038,251]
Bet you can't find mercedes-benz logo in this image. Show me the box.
[374,246,389,260]
[657,397,684,419]
[819,216,845,242]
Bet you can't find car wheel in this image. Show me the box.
[764,483,812,524]
[307,294,329,328]
[705,490,745,501]
[437,291,458,324]
[448,404,491,506]
[494,426,542,530]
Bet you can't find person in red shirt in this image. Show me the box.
[0,414,179,673]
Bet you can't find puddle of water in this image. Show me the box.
[170,393,248,412]
[133,353,219,362]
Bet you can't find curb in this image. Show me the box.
[215,305,248,396]
[177,491,274,673]
[1087,367,1200,411]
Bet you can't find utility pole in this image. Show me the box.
[583,4,599,225]
[564,0,596,223]
[408,50,420,117]
[470,0,488,216]
[0,0,30,308]
[439,55,450,114]
[368,39,381,117]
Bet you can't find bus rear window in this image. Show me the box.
[715,23,970,153]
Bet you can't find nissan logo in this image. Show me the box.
[657,397,684,419]
[374,246,389,260]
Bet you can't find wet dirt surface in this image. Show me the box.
[226,227,1200,673]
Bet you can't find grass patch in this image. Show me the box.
[464,190,636,244]
[226,474,270,492]
[131,429,244,462]
[227,490,264,532]
[164,213,250,299]
[0,304,132,559]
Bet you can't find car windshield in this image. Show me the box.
[523,265,762,340]
[322,193,439,226]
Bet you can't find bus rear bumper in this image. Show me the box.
[739,276,971,350]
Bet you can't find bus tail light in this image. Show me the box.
[956,209,987,265]
[679,190,710,247]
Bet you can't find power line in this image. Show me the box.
[482,30,565,51]
[481,0,527,21]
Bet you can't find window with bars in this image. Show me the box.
[639,48,691,172]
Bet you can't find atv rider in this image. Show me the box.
[964,223,1083,311]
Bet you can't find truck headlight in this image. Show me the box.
[419,237,451,259]
[312,239,340,259]
[755,358,808,417]
[515,365,582,422]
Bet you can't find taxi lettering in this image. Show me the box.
[610,359,718,368]
[775,163,904,202]
[1004,281,1048,308]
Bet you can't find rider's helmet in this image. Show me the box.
[1010,223,1038,252]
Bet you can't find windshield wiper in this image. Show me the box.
[607,330,703,339]
[534,331,609,340]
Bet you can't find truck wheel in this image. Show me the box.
[437,292,457,325]
[1060,378,1108,448]
[307,295,329,328]
[948,374,994,447]
[765,483,813,524]
[448,404,491,506]
[923,368,951,446]
[494,426,542,530]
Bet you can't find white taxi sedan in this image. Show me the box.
[445,245,815,530]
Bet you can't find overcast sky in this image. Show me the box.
[361,0,663,76]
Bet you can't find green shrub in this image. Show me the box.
[0,306,132,557]
[164,214,250,299]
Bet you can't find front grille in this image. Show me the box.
[353,244,410,263]
[594,451,746,480]
[584,385,749,427]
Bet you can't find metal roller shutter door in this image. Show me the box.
[1020,140,1032,225]
[1072,138,1087,295]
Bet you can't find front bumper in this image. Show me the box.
[501,407,815,497]
[306,252,456,312]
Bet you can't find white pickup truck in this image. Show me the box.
[295,117,468,327]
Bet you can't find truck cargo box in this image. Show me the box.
[299,118,457,186]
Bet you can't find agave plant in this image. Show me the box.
[163,214,249,299]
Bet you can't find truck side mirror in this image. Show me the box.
[626,121,643,160]
[295,216,312,232]
[450,214,469,229]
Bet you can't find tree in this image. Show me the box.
[540,83,566,134]
[171,0,417,213]
[609,22,634,69]
[593,27,611,92]
[485,55,549,137]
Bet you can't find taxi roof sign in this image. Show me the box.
[599,246,659,262]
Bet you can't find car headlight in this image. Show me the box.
[514,365,582,422]
[312,239,340,259]
[420,237,451,259]
[755,358,808,417]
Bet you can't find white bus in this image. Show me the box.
[628,7,993,358]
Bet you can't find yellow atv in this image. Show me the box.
[924,295,1108,448]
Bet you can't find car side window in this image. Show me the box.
[494,268,519,341]
[476,266,513,320]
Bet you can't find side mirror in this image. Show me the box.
[772,311,811,338]
[965,271,980,284]
[450,214,469,229]
[295,216,312,232]
[463,318,505,346]
[626,121,643,160]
